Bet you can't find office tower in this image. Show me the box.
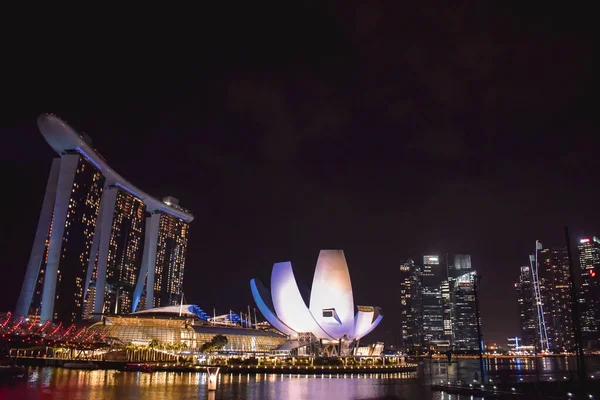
[447,254,472,279]
[399,260,423,352]
[516,266,539,346]
[441,280,453,340]
[452,271,479,351]
[578,237,600,348]
[538,247,574,351]
[446,254,479,351]
[16,114,194,323]
[422,255,444,348]
[400,253,481,352]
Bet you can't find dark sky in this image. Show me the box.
[0,3,595,344]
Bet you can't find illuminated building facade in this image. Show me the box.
[250,250,383,347]
[578,237,600,348]
[89,305,286,352]
[441,280,452,340]
[23,154,104,323]
[451,271,478,351]
[399,260,423,352]
[16,114,194,323]
[421,255,444,347]
[447,255,479,351]
[516,266,538,346]
[84,189,147,316]
[400,254,480,352]
[538,247,574,351]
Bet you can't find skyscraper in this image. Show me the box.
[538,247,574,351]
[516,266,540,347]
[422,255,444,348]
[133,198,191,310]
[399,259,423,352]
[447,255,479,352]
[452,271,479,351]
[578,237,600,349]
[15,114,194,323]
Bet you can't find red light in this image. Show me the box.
[581,238,590,243]
[591,270,596,277]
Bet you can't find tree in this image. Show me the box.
[200,335,228,353]
[212,335,228,350]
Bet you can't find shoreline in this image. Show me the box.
[13,358,418,375]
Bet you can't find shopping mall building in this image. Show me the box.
[88,305,286,352]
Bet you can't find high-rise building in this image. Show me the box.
[446,254,479,351]
[400,253,481,353]
[578,237,600,349]
[516,266,539,346]
[23,154,105,323]
[15,114,194,323]
[422,255,444,347]
[441,280,453,340]
[133,198,191,310]
[538,247,574,351]
[399,260,423,352]
[452,271,479,351]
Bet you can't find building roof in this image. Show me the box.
[131,305,209,319]
[37,114,194,222]
[191,325,285,338]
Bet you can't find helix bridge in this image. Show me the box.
[0,312,109,350]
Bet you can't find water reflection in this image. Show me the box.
[1,358,597,400]
[0,367,442,400]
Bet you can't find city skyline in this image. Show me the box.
[2,114,599,342]
[1,3,595,345]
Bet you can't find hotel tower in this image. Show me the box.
[15,114,194,323]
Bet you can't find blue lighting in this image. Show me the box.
[115,182,144,200]
[188,305,210,321]
[76,147,103,171]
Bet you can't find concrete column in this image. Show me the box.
[93,186,118,316]
[15,158,60,317]
[134,212,161,310]
[40,155,80,322]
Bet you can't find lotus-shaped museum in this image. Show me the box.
[250,250,383,342]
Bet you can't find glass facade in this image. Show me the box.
[152,213,189,308]
[516,266,538,346]
[452,272,478,351]
[100,190,146,314]
[578,237,600,348]
[421,255,444,346]
[25,156,107,323]
[89,317,286,352]
[538,247,574,351]
[400,254,481,353]
[399,260,422,352]
[54,156,104,323]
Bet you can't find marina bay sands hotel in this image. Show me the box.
[16,114,194,324]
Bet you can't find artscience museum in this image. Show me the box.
[250,250,383,347]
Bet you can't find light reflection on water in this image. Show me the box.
[3,358,597,400]
[0,367,462,400]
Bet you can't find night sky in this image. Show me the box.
[1,4,595,345]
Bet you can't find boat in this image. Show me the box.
[63,362,100,370]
